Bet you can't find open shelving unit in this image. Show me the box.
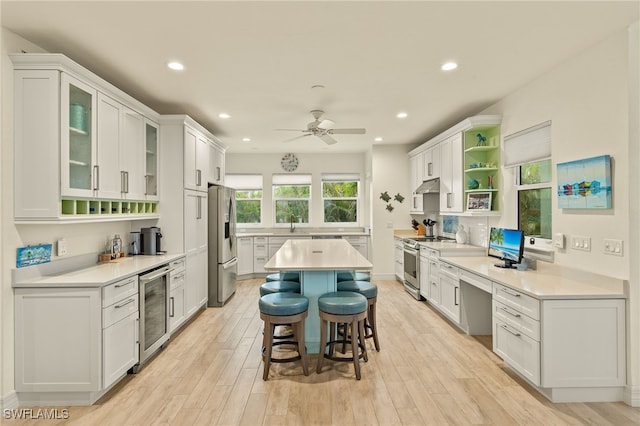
[463,124,501,213]
[60,199,158,218]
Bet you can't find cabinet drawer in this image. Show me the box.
[170,269,186,291]
[494,317,540,386]
[429,259,440,278]
[254,236,268,244]
[254,243,267,256]
[426,249,440,258]
[439,261,458,280]
[103,294,139,328]
[102,276,138,308]
[493,283,539,320]
[460,270,492,293]
[170,257,186,274]
[494,301,540,340]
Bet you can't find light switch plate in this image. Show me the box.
[571,235,591,251]
[604,239,623,256]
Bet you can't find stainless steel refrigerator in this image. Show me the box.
[207,185,237,307]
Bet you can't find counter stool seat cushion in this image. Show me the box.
[259,280,301,297]
[266,271,300,282]
[337,271,370,282]
[337,280,378,299]
[259,292,309,317]
[318,291,367,316]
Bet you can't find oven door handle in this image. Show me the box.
[403,246,418,256]
[140,266,174,284]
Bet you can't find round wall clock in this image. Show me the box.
[281,153,299,172]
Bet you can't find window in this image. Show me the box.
[505,121,553,241]
[322,174,360,224]
[226,174,263,225]
[517,160,552,239]
[273,174,311,225]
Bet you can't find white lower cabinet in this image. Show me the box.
[419,250,430,299]
[343,235,369,260]
[394,238,404,281]
[438,261,460,323]
[253,236,268,274]
[15,276,140,405]
[169,257,187,333]
[237,237,253,276]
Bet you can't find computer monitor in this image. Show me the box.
[488,227,524,269]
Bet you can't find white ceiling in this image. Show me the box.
[2,1,638,154]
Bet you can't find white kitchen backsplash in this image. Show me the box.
[409,213,491,247]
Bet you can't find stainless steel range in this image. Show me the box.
[403,236,454,300]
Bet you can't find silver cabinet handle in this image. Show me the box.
[196,196,202,219]
[196,169,202,187]
[447,193,452,208]
[126,171,129,193]
[169,296,175,317]
[454,286,459,306]
[501,324,521,337]
[135,317,139,344]
[121,171,126,193]
[427,162,433,177]
[115,298,136,309]
[114,281,132,288]
[93,165,100,190]
[216,166,221,182]
[145,174,149,195]
[500,306,521,318]
[500,288,521,297]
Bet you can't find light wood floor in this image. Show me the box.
[8,278,640,425]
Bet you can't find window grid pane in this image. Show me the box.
[518,187,552,239]
[322,181,359,224]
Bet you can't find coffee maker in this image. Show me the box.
[140,227,163,255]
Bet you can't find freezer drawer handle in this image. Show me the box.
[222,258,238,270]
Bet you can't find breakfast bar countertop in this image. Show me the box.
[264,239,372,271]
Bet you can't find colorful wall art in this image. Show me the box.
[557,154,612,209]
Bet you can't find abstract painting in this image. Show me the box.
[557,155,612,209]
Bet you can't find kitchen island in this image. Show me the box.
[264,238,372,353]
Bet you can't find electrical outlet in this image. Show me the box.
[604,239,623,256]
[570,235,591,251]
[57,239,68,256]
[553,233,565,249]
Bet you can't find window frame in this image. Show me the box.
[515,159,553,251]
[321,178,360,226]
[226,174,264,228]
[272,174,312,228]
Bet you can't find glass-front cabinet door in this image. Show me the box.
[60,73,97,197]
[145,120,159,200]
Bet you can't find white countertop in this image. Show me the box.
[440,255,627,300]
[13,253,185,288]
[237,231,368,238]
[264,239,373,271]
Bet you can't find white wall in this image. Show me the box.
[371,144,412,278]
[480,29,630,279]
[225,152,368,230]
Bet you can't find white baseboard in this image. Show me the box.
[2,390,19,410]
[624,384,640,407]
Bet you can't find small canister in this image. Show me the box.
[129,231,141,255]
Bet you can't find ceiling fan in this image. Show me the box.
[277,110,366,145]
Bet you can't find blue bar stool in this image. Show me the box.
[259,293,310,381]
[259,280,300,297]
[316,291,368,380]
[336,270,370,282]
[337,280,380,352]
[266,271,301,282]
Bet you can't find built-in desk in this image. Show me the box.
[435,256,627,403]
[264,239,373,353]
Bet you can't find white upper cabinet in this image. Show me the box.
[208,140,225,186]
[184,127,209,192]
[61,73,98,199]
[423,143,440,180]
[144,120,159,200]
[11,53,161,221]
[440,133,464,213]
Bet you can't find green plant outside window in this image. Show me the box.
[235,190,262,224]
[323,181,358,223]
[274,184,310,224]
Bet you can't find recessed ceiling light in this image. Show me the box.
[396,112,408,119]
[242,137,251,142]
[167,61,184,71]
[374,137,383,142]
[441,61,458,71]
[218,113,231,119]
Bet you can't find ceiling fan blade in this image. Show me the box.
[328,128,366,135]
[283,133,311,143]
[317,119,335,130]
[318,134,338,145]
[275,128,307,132]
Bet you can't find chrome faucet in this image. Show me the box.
[290,214,296,233]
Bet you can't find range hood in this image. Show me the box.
[415,178,440,194]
